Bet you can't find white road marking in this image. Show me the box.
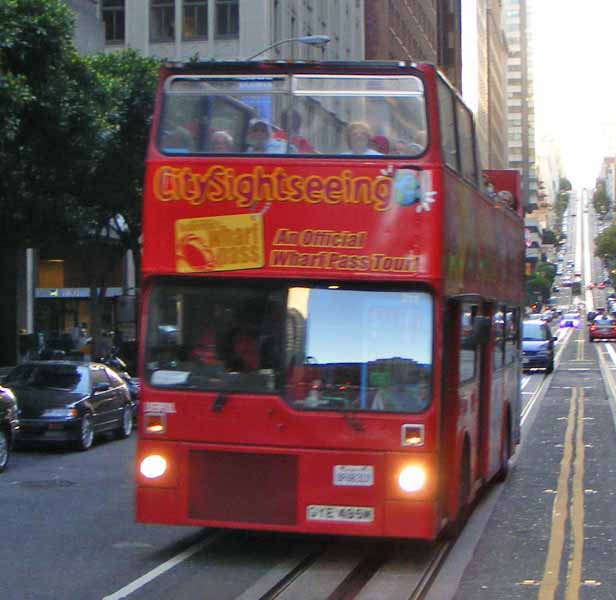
[604,342,616,366]
[103,531,225,600]
[521,376,531,390]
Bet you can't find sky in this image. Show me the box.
[532,0,616,188]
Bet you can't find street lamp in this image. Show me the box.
[246,35,330,60]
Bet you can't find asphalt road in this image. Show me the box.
[2,198,615,599]
[0,434,202,600]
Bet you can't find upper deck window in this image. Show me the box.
[158,73,428,157]
[455,99,477,184]
[436,78,458,171]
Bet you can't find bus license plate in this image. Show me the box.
[307,505,374,523]
[333,465,374,486]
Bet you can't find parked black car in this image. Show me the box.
[522,320,556,374]
[0,385,19,472]
[3,361,134,451]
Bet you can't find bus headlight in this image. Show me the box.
[140,455,167,479]
[398,465,427,493]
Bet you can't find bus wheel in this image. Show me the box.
[493,423,511,483]
[443,448,471,539]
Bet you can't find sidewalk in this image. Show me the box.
[454,328,616,598]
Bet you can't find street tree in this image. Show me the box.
[525,273,551,305]
[73,50,160,356]
[559,177,572,192]
[0,0,101,364]
[552,177,573,232]
[594,224,616,262]
[592,180,611,216]
[0,0,101,247]
[536,261,556,287]
[541,229,558,246]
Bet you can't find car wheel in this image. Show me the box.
[77,414,94,451]
[115,404,133,439]
[0,429,10,473]
[545,359,554,375]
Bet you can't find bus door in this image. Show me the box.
[478,303,505,480]
[441,299,483,520]
[459,301,485,495]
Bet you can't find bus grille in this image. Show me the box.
[188,450,298,525]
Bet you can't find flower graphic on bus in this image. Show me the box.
[391,169,436,212]
[177,234,216,271]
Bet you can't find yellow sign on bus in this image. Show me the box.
[175,213,264,273]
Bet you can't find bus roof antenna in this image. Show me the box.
[246,35,331,61]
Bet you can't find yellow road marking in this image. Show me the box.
[538,387,577,600]
[566,388,585,600]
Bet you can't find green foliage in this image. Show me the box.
[592,180,611,216]
[553,191,570,231]
[536,261,556,284]
[541,229,558,245]
[0,0,99,248]
[78,50,160,261]
[594,224,616,261]
[0,0,160,260]
[525,272,551,305]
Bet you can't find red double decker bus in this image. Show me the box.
[136,60,524,540]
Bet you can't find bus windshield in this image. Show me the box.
[145,282,433,413]
[158,74,428,157]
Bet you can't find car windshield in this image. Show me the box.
[594,319,613,327]
[145,282,434,414]
[4,364,90,394]
[522,322,546,341]
[564,314,579,320]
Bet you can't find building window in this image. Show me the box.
[184,0,208,40]
[216,0,239,38]
[151,0,175,42]
[102,0,125,43]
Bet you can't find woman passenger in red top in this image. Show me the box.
[230,328,259,372]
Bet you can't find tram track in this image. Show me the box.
[238,539,454,600]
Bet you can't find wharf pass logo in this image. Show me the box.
[175,214,264,273]
[154,165,395,212]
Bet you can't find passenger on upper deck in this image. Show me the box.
[246,118,286,154]
[272,109,315,153]
[161,125,196,153]
[343,121,382,155]
[369,135,390,154]
[210,130,235,153]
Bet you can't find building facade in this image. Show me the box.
[535,135,563,231]
[503,0,537,212]
[462,0,507,169]
[100,0,364,61]
[437,0,462,90]
[486,0,508,169]
[364,0,437,63]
